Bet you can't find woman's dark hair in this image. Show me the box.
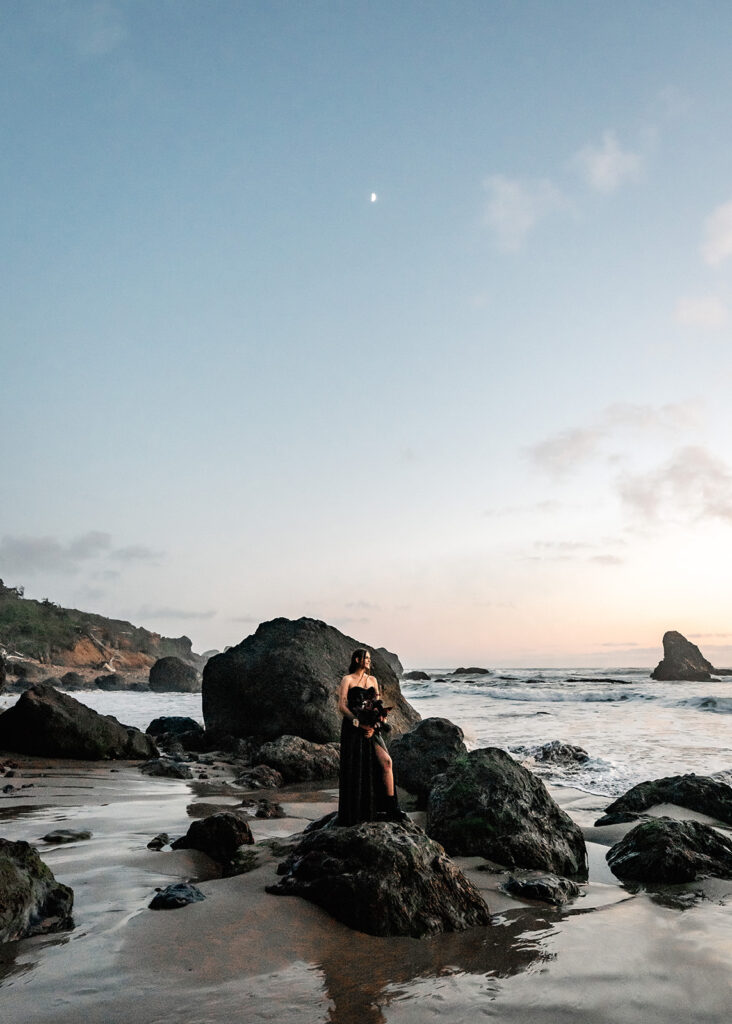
[348,648,370,674]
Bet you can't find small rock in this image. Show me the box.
[41,829,92,844]
[504,873,580,905]
[254,798,286,819]
[147,833,170,851]
[171,812,254,875]
[234,764,284,789]
[139,758,193,780]
[149,883,205,910]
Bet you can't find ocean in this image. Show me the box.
[5,666,731,794]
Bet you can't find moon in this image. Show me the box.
[370,192,378,203]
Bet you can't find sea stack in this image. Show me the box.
[650,631,714,681]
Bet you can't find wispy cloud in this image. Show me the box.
[0,531,110,574]
[527,401,698,478]
[572,131,643,193]
[675,295,729,329]
[111,544,162,563]
[618,445,732,523]
[701,200,732,266]
[482,175,566,251]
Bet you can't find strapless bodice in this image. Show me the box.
[347,685,376,709]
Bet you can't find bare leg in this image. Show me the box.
[373,742,395,797]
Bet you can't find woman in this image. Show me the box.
[337,647,407,825]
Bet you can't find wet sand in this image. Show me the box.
[1,757,731,1023]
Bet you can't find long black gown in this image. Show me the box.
[337,685,388,826]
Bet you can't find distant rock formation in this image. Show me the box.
[0,682,157,759]
[403,670,430,681]
[202,617,420,743]
[651,631,714,681]
[149,656,201,693]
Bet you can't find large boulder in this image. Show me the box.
[403,670,430,681]
[202,617,420,743]
[595,774,732,827]
[391,717,468,807]
[0,683,157,760]
[651,631,714,681]
[375,647,403,677]
[59,671,85,691]
[149,656,200,693]
[171,812,253,875]
[426,748,587,877]
[606,818,732,883]
[0,838,74,942]
[266,819,491,937]
[256,735,340,782]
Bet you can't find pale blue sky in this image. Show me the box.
[3,1,732,666]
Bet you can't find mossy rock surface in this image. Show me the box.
[0,838,74,943]
[607,817,732,882]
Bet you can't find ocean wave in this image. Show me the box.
[679,696,732,714]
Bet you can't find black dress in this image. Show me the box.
[337,685,388,826]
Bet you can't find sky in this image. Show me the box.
[3,1,732,668]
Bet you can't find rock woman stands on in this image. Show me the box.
[337,648,407,825]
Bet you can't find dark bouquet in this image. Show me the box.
[354,695,393,731]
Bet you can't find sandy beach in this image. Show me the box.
[2,754,731,1024]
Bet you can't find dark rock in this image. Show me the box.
[403,670,431,681]
[147,833,170,851]
[518,740,590,765]
[40,676,63,688]
[94,673,128,691]
[651,631,714,681]
[426,748,587,877]
[8,661,44,681]
[451,667,492,675]
[266,819,491,937]
[140,758,193,780]
[202,617,420,743]
[375,647,403,677]
[504,873,580,905]
[149,882,205,910]
[146,716,203,739]
[595,774,732,827]
[606,817,732,883]
[0,683,158,760]
[391,717,468,808]
[254,798,286,819]
[256,735,340,782]
[171,811,254,874]
[149,656,200,693]
[0,838,74,942]
[234,764,284,789]
[0,654,5,694]
[595,811,644,827]
[59,672,85,690]
[41,829,92,843]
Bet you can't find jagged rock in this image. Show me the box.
[253,798,286,819]
[606,818,732,883]
[41,829,92,843]
[171,812,254,874]
[139,758,193,780]
[403,670,430,681]
[94,673,128,691]
[0,683,158,760]
[651,631,714,681]
[59,671,85,690]
[451,667,492,675]
[595,774,732,827]
[266,819,491,937]
[234,764,284,789]
[391,717,468,808]
[202,617,419,743]
[517,740,590,765]
[256,735,340,782]
[149,883,205,909]
[146,716,203,739]
[426,748,587,877]
[149,656,201,693]
[0,838,74,942]
[147,833,170,850]
[375,647,403,677]
[504,873,580,905]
